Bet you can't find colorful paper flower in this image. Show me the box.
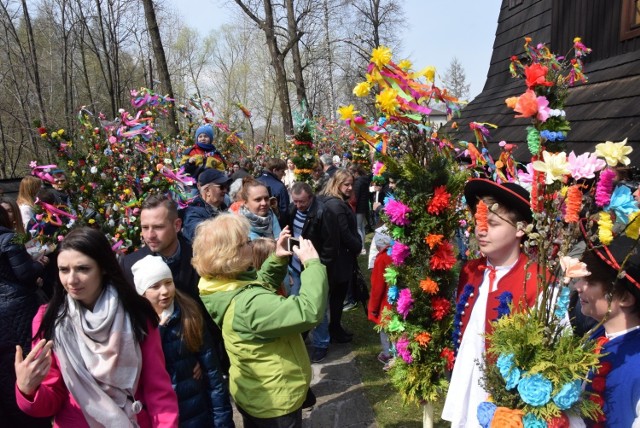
[440,348,455,370]
[512,89,551,122]
[522,413,546,428]
[391,241,410,265]
[431,297,451,321]
[595,168,616,207]
[384,199,412,226]
[475,200,489,233]
[567,151,606,180]
[396,336,413,364]
[559,256,591,284]
[415,332,432,347]
[598,211,614,245]
[552,380,582,410]
[564,185,582,223]
[554,286,571,319]
[387,315,405,333]
[387,285,399,304]
[426,185,451,215]
[338,104,359,121]
[419,277,439,294]
[396,288,414,319]
[546,413,570,428]
[477,402,498,428]
[524,63,553,88]
[595,138,632,167]
[517,374,553,407]
[424,233,444,249]
[626,211,640,240]
[370,45,392,68]
[605,185,638,224]
[383,267,399,285]
[490,407,524,427]
[353,81,371,97]
[532,150,570,184]
[526,126,541,155]
[429,241,456,270]
[376,87,400,116]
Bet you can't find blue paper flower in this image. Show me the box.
[523,412,547,428]
[540,130,566,142]
[605,184,638,224]
[518,373,553,406]
[496,353,521,390]
[554,286,571,319]
[477,401,497,428]
[552,379,582,410]
[387,285,399,304]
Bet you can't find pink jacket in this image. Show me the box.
[16,305,179,428]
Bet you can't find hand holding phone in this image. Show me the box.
[287,237,300,252]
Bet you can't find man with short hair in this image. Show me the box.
[230,158,253,181]
[182,168,232,243]
[316,154,338,192]
[288,182,335,362]
[257,158,290,227]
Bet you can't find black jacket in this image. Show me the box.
[353,174,372,215]
[287,197,333,266]
[159,303,234,428]
[317,196,361,284]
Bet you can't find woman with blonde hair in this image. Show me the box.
[318,168,362,342]
[16,176,42,230]
[193,214,327,427]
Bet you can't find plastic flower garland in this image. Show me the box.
[479,38,640,426]
[339,46,468,404]
[31,88,222,253]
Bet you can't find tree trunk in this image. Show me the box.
[285,0,310,118]
[20,0,48,125]
[140,0,179,136]
[322,0,336,120]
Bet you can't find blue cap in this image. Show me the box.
[195,125,215,142]
[198,168,231,187]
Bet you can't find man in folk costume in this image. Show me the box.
[442,178,539,427]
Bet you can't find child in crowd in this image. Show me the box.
[132,255,234,428]
[367,231,393,368]
[577,234,640,426]
[442,178,539,427]
[181,125,226,178]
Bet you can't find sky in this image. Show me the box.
[167,0,503,100]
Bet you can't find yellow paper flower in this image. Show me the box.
[371,45,392,68]
[595,138,632,166]
[532,150,570,184]
[416,65,436,82]
[366,69,382,85]
[337,104,359,121]
[626,211,640,240]
[398,59,412,70]
[598,211,614,245]
[353,82,371,97]
[376,88,399,115]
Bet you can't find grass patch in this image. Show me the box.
[340,239,448,427]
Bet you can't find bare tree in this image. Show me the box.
[442,57,470,101]
[141,0,179,136]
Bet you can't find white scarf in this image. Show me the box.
[54,284,143,427]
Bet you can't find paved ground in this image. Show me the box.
[231,341,378,427]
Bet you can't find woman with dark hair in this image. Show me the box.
[319,169,362,342]
[0,206,49,427]
[0,198,25,234]
[14,226,179,427]
[238,177,281,240]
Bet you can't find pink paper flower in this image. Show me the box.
[396,336,413,364]
[567,151,606,180]
[595,168,616,207]
[396,288,414,319]
[384,199,412,226]
[559,256,591,284]
[391,241,411,265]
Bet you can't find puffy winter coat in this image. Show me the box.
[159,303,234,428]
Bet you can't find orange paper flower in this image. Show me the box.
[424,233,444,249]
[490,407,524,428]
[564,185,582,223]
[415,332,432,347]
[475,200,489,233]
[514,89,539,118]
[427,185,451,215]
[420,277,439,294]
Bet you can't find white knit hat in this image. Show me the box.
[131,255,173,295]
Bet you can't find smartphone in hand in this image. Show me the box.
[287,237,300,252]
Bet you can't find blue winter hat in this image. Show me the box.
[195,125,215,144]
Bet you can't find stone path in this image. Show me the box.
[231,342,378,427]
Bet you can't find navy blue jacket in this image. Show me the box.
[159,302,234,427]
[181,196,227,243]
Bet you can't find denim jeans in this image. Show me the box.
[289,267,330,349]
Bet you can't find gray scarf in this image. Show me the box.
[240,205,274,238]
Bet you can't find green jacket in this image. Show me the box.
[199,253,328,418]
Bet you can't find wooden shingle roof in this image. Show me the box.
[446,0,640,164]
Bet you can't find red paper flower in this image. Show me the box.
[426,185,451,215]
[440,347,455,370]
[475,200,489,233]
[596,361,612,376]
[547,412,569,428]
[591,375,606,393]
[525,63,553,88]
[431,297,451,321]
[429,241,456,270]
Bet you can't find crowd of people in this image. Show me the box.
[2,123,640,427]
